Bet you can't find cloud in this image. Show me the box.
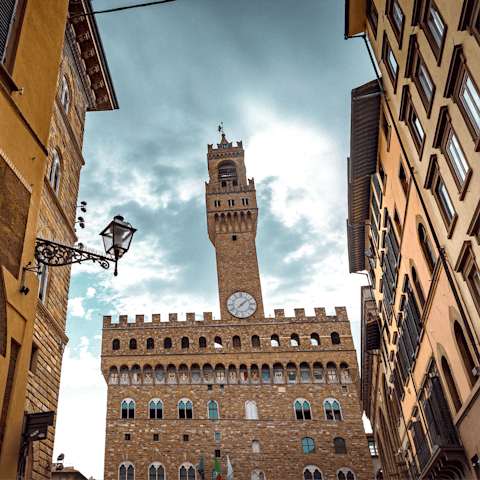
[86,287,96,298]
[68,297,85,318]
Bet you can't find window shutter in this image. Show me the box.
[0,0,18,62]
[430,376,457,444]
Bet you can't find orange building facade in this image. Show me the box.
[346,1,480,479]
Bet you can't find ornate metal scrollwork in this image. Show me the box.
[35,238,112,270]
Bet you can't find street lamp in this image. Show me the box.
[99,215,137,275]
[21,215,136,291]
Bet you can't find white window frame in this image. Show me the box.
[324,397,343,421]
[228,199,234,207]
[148,397,163,419]
[148,462,165,480]
[178,398,193,419]
[179,462,196,480]
[294,398,312,420]
[336,468,356,480]
[121,398,135,419]
[251,469,266,480]
[245,400,258,419]
[303,466,323,479]
[459,71,480,134]
[119,461,135,480]
[445,130,469,186]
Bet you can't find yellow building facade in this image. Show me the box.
[0,1,117,478]
[346,1,480,479]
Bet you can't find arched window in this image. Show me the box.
[113,339,120,350]
[291,333,300,346]
[441,356,462,412]
[419,224,436,273]
[214,336,222,348]
[148,464,165,480]
[295,399,312,420]
[61,75,70,113]
[331,332,341,344]
[119,463,135,480]
[121,399,135,418]
[109,367,118,385]
[208,400,218,419]
[327,362,338,382]
[287,362,297,381]
[302,437,315,453]
[304,467,322,479]
[182,337,190,349]
[49,148,61,194]
[252,335,260,347]
[149,399,163,419]
[454,321,476,388]
[411,266,425,307]
[337,469,355,480]
[334,437,347,454]
[146,338,154,349]
[179,465,196,480]
[37,265,48,302]
[179,399,193,419]
[324,399,342,420]
[199,336,207,348]
[218,161,237,182]
[233,335,241,347]
[271,334,280,347]
[129,339,137,350]
[311,333,320,346]
[164,338,172,349]
[261,364,270,382]
[245,400,258,419]
[251,470,265,480]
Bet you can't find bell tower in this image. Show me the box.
[206,133,264,319]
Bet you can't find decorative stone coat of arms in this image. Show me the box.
[180,372,188,383]
[216,371,225,382]
[144,373,153,383]
[121,373,129,384]
[274,371,283,382]
[168,373,176,383]
[229,371,237,382]
[251,371,259,382]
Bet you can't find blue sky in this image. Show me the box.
[53,1,374,477]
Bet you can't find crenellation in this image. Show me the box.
[152,314,161,324]
[314,307,326,319]
[203,312,213,322]
[294,308,305,318]
[119,315,128,325]
[274,309,284,318]
[186,313,195,323]
[169,313,177,322]
[136,314,144,324]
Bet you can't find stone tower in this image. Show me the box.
[101,136,374,480]
[206,134,264,319]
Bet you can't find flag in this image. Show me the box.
[214,457,222,480]
[227,455,233,480]
[198,454,204,480]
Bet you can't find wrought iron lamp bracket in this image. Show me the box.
[34,238,115,271]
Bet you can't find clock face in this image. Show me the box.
[227,292,257,318]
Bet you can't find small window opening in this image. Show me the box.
[113,339,120,350]
[208,385,213,391]
[232,180,238,186]
[221,181,227,187]
[215,450,221,458]
[125,434,130,441]
[399,161,408,195]
[342,386,348,393]
[242,198,249,206]
[129,339,137,350]
[153,434,158,441]
[29,344,39,373]
[228,199,234,207]
[232,235,237,241]
[184,435,189,441]
[164,338,172,349]
[215,433,221,440]
[146,338,154,349]
[215,200,221,207]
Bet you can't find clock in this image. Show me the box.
[227,292,257,318]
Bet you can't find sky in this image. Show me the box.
[52,1,375,477]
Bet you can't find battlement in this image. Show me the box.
[102,307,348,328]
[207,140,243,152]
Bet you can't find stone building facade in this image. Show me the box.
[101,137,373,480]
[346,0,480,478]
[17,3,118,479]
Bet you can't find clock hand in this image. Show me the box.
[238,299,248,308]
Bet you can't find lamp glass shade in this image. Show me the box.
[100,216,136,258]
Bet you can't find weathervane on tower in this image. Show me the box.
[218,122,224,136]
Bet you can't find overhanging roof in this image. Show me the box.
[347,79,381,273]
[345,0,367,38]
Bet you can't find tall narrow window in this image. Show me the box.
[121,400,135,419]
[233,335,241,347]
[214,336,222,348]
[199,336,207,348]
[441,356,462,412]
[271,334,280,347]
[459,71,480,135]
[387,0,404,45]
[290,334,300,346]
[252,335,260,347]
[242,198,249,206]
[419,224,436,273]
[399,161,409,195]
[434,176,456,227]
[129,339,137,350]
[454,321,476,388]
[324,400,342,420]
[383,34,398,88]
[334,437,347,454]
[446,131,469,188]
[181,337,189,349]
[302,437,315,453]
[310,333,320,345]
[367,0,378,37]
[113,339,120,350]
[61,76,70,114]
[421,0,446,61]
[164,338,172,349]
[146,338,154,349]
[411,267,425,308]
[245,400,258,419]
[49,149,61,194]
[331,332,340,344]
[208,401,218,419]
